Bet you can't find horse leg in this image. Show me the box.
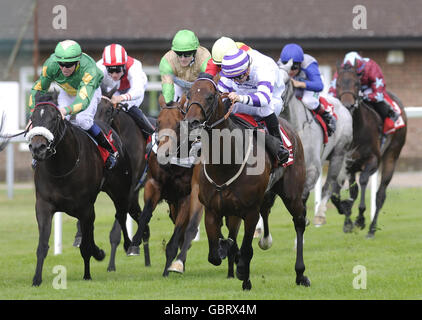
[107,219,121,272]
[32,200,54,286]
[169,184,204,275]
[367,151,398,238]
[226,216,241,278]
[341,173,359,233]
[163,197,190,276]
[258,191,276,250]
[73,220,82,247]
[236,212,259,290]
[280,190,311,287]
[355,158,378,231]
[204,208,223,267]
[79,206,105,281]
[314,154,345,227]
[127,179,161,255]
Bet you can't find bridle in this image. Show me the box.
[336,68,362,111]
[28,102,81,177]
[186,78,232,130]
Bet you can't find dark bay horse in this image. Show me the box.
[93,89,150,271]
[184,76,310,290]
[27,93,125,286]
[126,95,204,277]
[334,64,407,237]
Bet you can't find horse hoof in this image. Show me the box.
[242,280,252,291]
[258,234,273,250]
[296,276,311,287]
[313,215,326,227]
[94,249,106,261]
[354,219,366,230]
[107,265,116,272]
[32,277,42,287]
[73,236,82,248]
[366,232,375,239]
[343,221,354,233]
[127,246,140,256]
[167,259,184,274]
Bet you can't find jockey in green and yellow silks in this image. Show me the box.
[28,39,118,170]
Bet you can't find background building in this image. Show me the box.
[1,0,421,181]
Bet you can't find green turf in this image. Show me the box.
[0,185,421,300]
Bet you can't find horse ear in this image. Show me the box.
[179,94,187,110]
[101,85,118,99]
[158,94,166,109]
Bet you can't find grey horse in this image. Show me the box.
[278,64,353,226]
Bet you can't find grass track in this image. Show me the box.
[0,185,421,300]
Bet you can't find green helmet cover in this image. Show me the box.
[54,40,82,62]
[171,30,199,52]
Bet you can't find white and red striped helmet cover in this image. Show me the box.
[102,44,128,66]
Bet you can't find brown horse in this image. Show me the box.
[126,95,204,277]
[334,63,407,238]
[184,76,310,290]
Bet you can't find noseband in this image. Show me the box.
[27,102,67,159]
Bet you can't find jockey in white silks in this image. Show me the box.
[218,48,289,164]
[97,43,154,138]
[278,43,336,136]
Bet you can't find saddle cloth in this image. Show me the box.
[383,94,406,135]
[311,96,338,144]
[232,113,294,167]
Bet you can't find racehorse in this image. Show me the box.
[94,88,150,271]
[26,92,126,286]
[184,75,310,290]
[334,63,407,237]
[280,72,353,226]
[126,95,204,277]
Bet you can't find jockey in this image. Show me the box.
[159,29,211,105]
[28,40,118,170]
[96,43,154,139]
[328,51,400,124]
[205,36,252,76]
[279,43,336,136]
[218,48,290,164]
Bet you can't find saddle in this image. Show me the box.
[229,113,294,168]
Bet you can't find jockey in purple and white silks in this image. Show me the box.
[218,48,289,164]
[278,43,336,136]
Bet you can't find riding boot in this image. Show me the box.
[315,104,336,136]
[372,101,399,122]
[127,106,155,138]
[262,113,290,164]
[88,124,118,170]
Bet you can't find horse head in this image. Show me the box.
[97,86,120,126]
[336,63,361,111]
[27,93,65,161]
[184,73,221,132]
[155,94,187,165]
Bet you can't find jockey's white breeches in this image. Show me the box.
[301,90,320,110]
[58,87,102,130]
